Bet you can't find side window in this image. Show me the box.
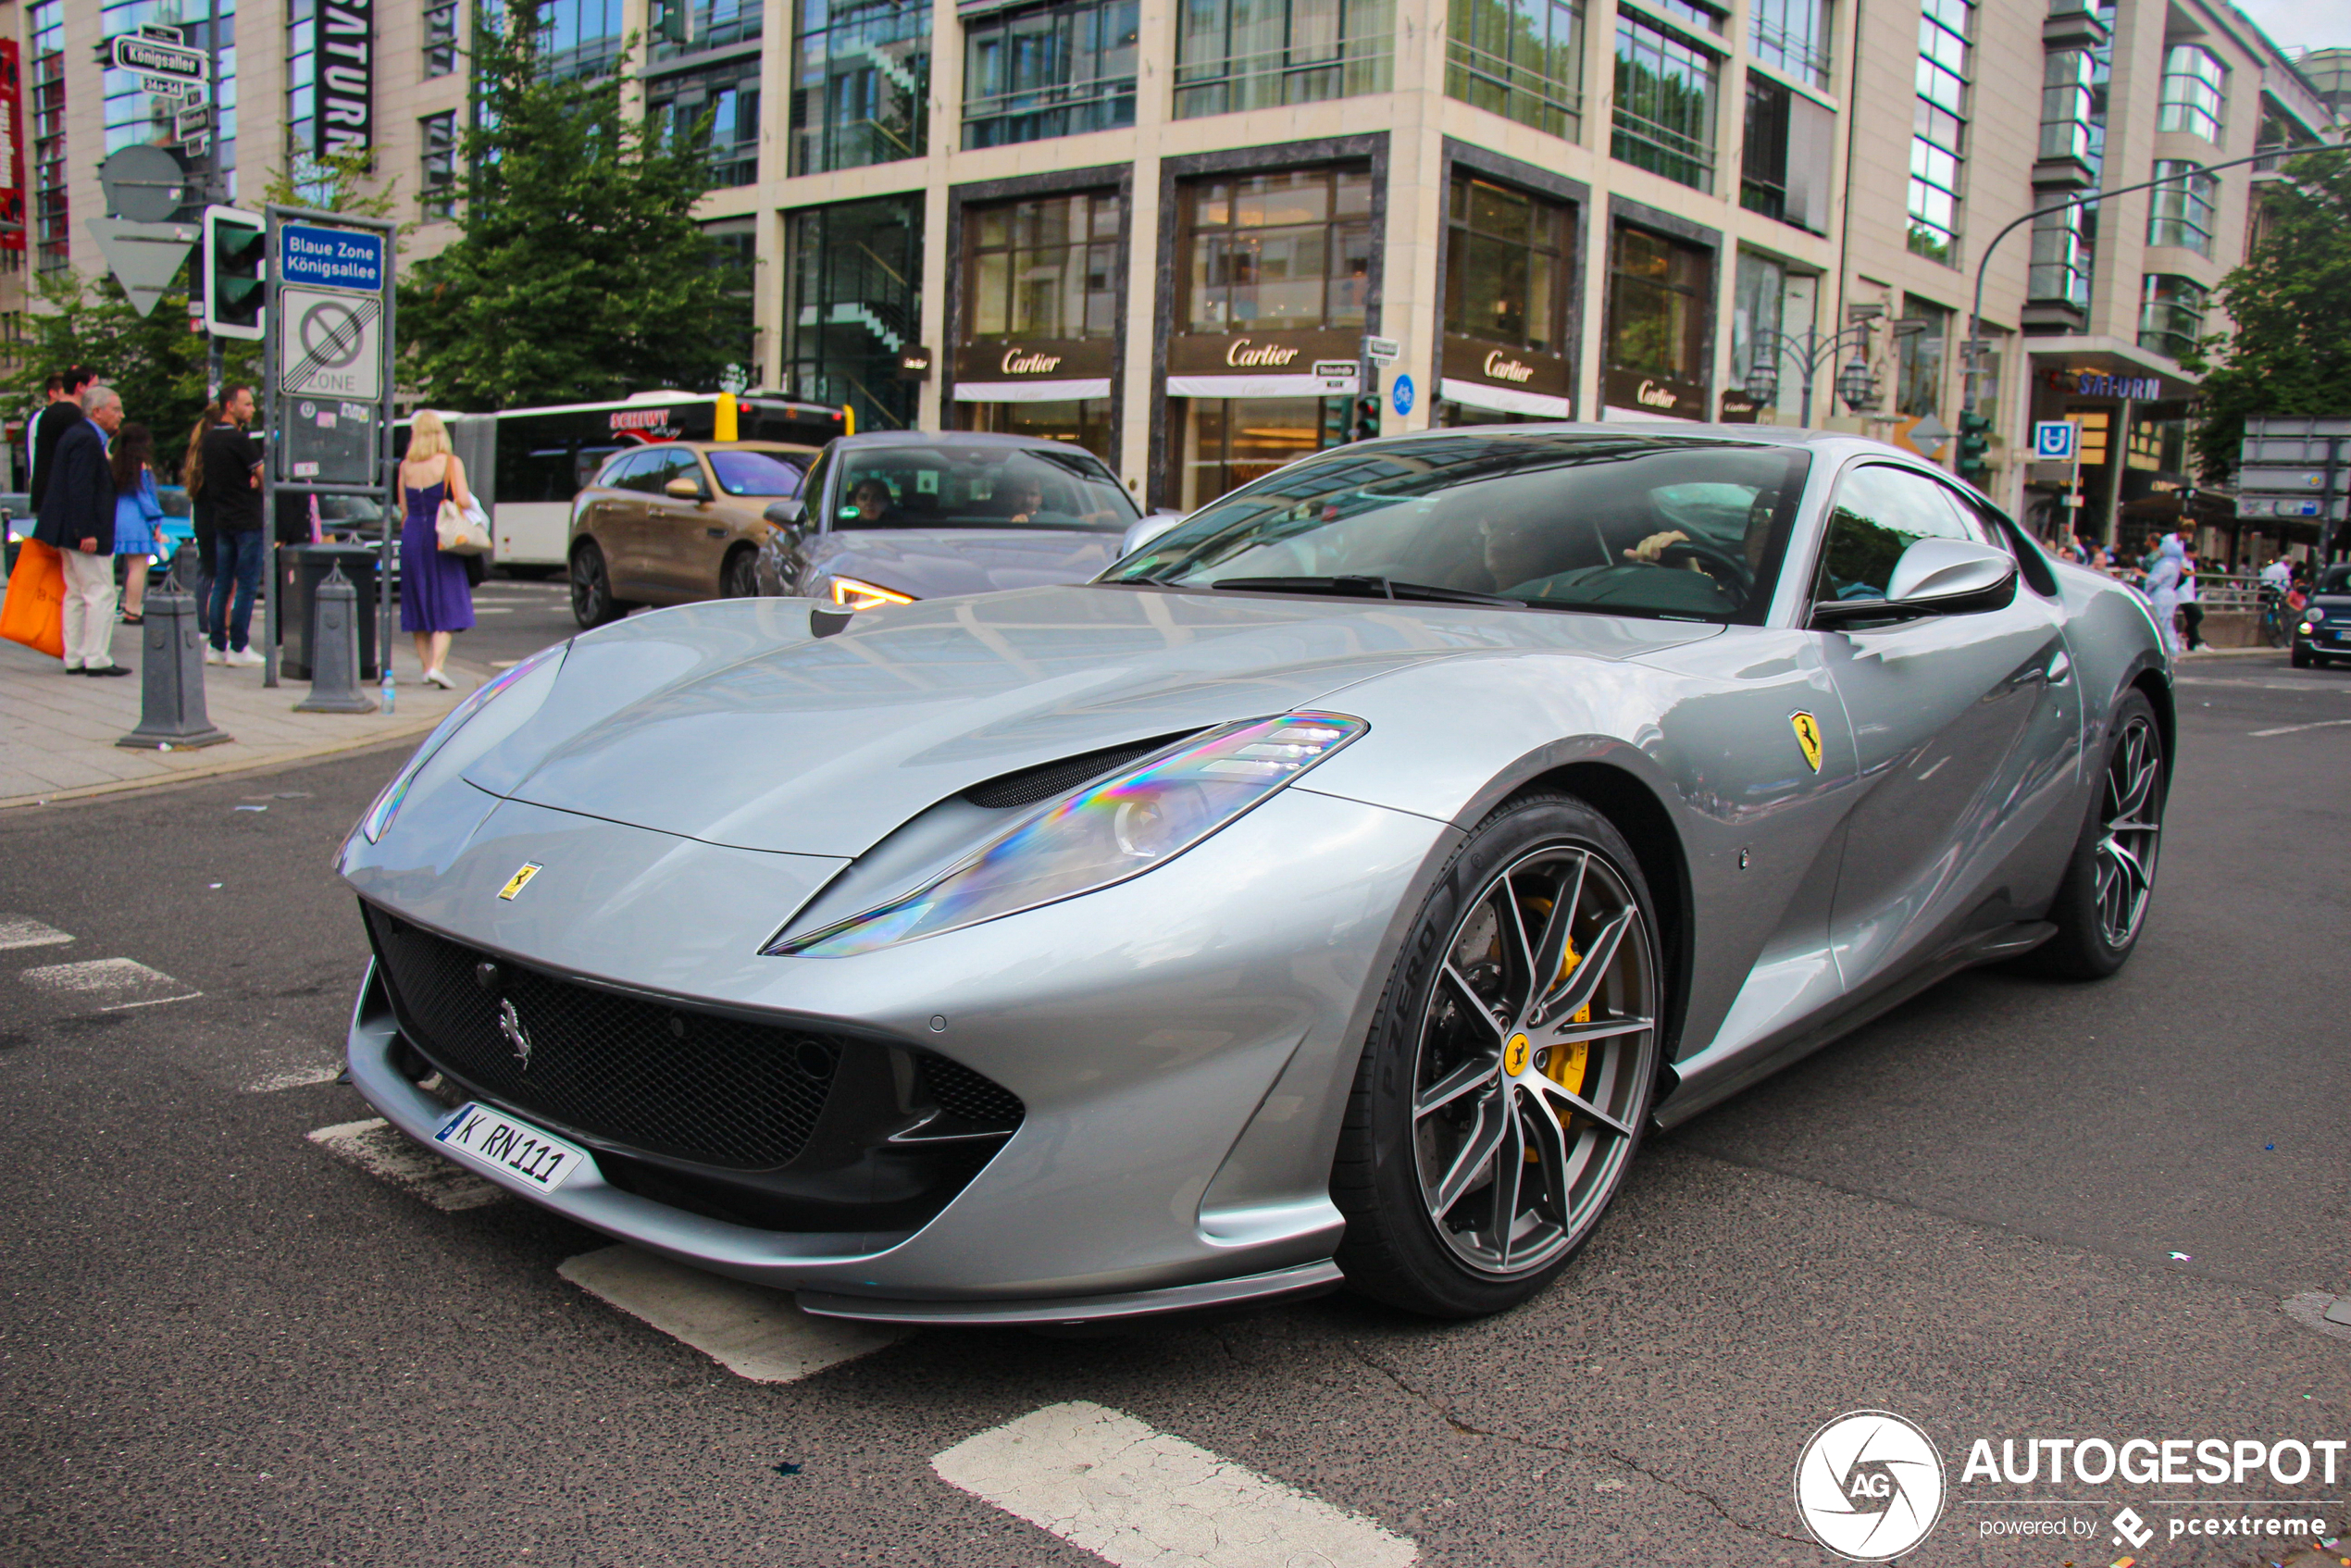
[1812,464,1984,604]
[648,449,698,493]
[1950,490,2059,596]
[798,449,833,521]
[603,450,658,492]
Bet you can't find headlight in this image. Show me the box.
[2305,606,2327,626]
[355,643,568,844]
[828,576,914,610]
[770,711,1368,956]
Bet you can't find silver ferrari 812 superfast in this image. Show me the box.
[339,427,2171,1324]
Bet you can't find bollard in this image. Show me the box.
[293,563,378,714]
[117,580,232,750]
[169,540,209,638]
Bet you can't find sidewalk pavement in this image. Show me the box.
[2,616,475,809]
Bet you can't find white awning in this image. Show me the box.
[952,378,1113,403]
[1167,372,1358,400]
[1439,379,1574,419]
[1602,404,1699,423]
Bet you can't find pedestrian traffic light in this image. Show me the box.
[1351,393,1380,442]
[1956,410,1991,483]
[202,205,267,342]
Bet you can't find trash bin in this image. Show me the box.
[280,542,383,680]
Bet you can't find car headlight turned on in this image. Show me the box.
[355,642,570,844]
[828,576,914,610]
[770,712,1368,957]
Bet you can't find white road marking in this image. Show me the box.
[245,1064,342,1092]
[932,1400,1420,1568]
[558,1244,905,1383]
[307,1117,503,1211]
[0,916,74,952]
[18,957,200,1011]
[2250,717,2351,737]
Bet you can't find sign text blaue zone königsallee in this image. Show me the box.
[280,223,385,292]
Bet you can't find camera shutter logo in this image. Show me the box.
[1792,1411,1947,1562]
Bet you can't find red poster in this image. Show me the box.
[0,41,22,254]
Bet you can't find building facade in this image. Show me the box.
[4,0,2336,540]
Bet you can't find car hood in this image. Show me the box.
[476,585,1720,858]
[806,528,1124,599]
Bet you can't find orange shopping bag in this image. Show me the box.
[1,537,68,660]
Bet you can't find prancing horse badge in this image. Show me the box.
[498,863,543,901]
[1790,712,1823,773]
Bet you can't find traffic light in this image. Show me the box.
[202,205,267,341]
[1956,410,1991,483]
[1351,393,1380,442]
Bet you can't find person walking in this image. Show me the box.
[2177,546,2205,651]
[33,384,127,676]
[110,423,163,624]
[2144,533,2185,655]
[180,403,220,635]
[397,409,475,688]
[201,385,266,667]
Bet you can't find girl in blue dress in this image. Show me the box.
[110,423,163,624]
[397,409,478,688]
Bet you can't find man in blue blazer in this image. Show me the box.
[34,383,127,676]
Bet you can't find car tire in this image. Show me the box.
[720,546,759,599]
[1332,791,1663,1319]
[2291,642,2312,668]
[2014,691,2165,981]
[569,540,634,629]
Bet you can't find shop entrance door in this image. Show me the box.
[1176,396,1348,511]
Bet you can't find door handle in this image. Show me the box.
[705,527,727,539]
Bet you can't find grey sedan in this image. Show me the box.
[338,426,2170,1326]
[752,430,1140,607]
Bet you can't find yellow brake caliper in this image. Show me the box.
[1523,902,1591,1161]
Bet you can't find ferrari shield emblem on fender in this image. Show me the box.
[498,863,543,901]
[1790,713,1823,773]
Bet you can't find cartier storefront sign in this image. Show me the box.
[1603,366,1707,419]
[954,337,1116,385]
[1441,334,1572,398]
[1168,328,1366,378]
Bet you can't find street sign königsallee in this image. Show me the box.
[280,223,386,292]
[109,32,207,93]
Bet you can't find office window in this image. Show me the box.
[541,0,628,79]
[653,0,765,61]
[1612,14,1717,193]
[2027,205,2091,307]
[1606,224,1707,385]
[1444,175,1570,353]
[1742,74,1791,221]
[425,3,460,77]
[2156,44,2223,143]
[783,196,924,431]
[1908,0,1970,263]
[1895,295,1950,419]
[1180,168,1373,331]
[963,0,1139,149]
[1749,0,1829,90]
[420,112,457,220]
[2137,274,2204,359]
[2039,47,2094,163]
[648,64,761,187]
[1173,0,1394,118]
[791,0,931,173]
[30,0,66,274]
[967,192,1122,341]
[2147,159,2215,255]
[1447,0,1582,140]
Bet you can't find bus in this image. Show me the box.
[401,392,851,571]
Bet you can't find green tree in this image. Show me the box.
[2190,150,2351,482]
[399,6,752,411]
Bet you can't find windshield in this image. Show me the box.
[835,445,1136,532]
[2320,564,2351,594]
[1104,434,1811,623]
[710,449,808,497]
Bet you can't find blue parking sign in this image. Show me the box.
[2033,419,2078,462]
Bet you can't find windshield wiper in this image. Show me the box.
[1208,575,1520,607]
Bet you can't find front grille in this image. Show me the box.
[963,733,1192,810]
[364,906,838,1170]
[924,1054,1024,1127]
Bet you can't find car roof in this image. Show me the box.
[666,440,819,454]
[827,430,1098,454]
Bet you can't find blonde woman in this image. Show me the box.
[398,409,476,688]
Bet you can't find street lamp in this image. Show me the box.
[1746,314,1885,428]
[1835,355,1877,414]
[1743,360,1780,409]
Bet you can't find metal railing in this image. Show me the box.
[1173,31,1395,117]
[1444,40,1582,136]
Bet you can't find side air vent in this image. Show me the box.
[962,732,1197,810]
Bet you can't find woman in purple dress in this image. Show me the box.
[398,409,476,688]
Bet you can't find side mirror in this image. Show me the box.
[1119,509,1190,559]
[763,497,806,532]
[1814,538,2018,626]
[664,476,708,502]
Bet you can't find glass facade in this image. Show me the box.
[2156,44,2224,143]
[2137,274,2205,359]
[964,399,1116,463]
[30,0,67,272]
[1894,294,1950,418]
[1749,0,1829,90]
[541,0,628,79]
[649,61,763,187]
[1908,0,1971,263]
[791,0,931,173]
[1446,0,1582,140]
[968,193,1121,342]
[1172,0,1394,119]
[784,196,924,432]
[103,0,235,190]
[2027,205,2091,308]
[1606,224,1707,392]
[420,112,459,221]
[653,0,765,63]
[1444,175,1568,355]
[1741,74,1790,222]
[964,0,1139,149]
[1611,14,1716,193]
[1180,168,1373,332]
[425,2,460,77]
[2147,160,2216,255]
[2039,46,2095,163]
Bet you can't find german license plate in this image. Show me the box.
[432,1102,589,1193]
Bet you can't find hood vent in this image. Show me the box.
[962,730,1200,811]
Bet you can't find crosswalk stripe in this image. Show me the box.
[932,1400,1419,1568]
[558,1244,906,1383]
[18,957,200,1010]
[0,915,74,951]
[307,1117,503,1211]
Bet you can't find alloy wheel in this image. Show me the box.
[2094,713,2162,949]
[1411,843,1658,1277]
[571,546,608,626]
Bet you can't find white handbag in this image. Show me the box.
[435,494,492,555]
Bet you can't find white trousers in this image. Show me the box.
[59,547,118,670]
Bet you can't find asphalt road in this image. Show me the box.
[2,653,2345,1567]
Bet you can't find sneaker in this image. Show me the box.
[422,666,456,690]
[224,646,265,668]
[205,645,227,666]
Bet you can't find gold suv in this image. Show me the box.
[569,441,816,628]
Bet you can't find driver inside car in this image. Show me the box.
[1620,495,1775,585]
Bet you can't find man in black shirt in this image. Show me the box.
[201,383,267,666]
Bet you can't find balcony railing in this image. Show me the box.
[964,76,1138,147]
[1445,38,1581,138]
[1173,31,1394,118]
